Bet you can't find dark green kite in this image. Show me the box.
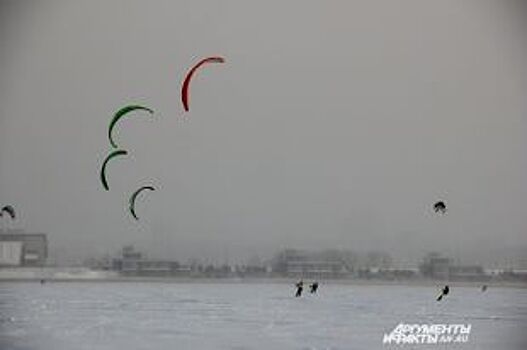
[129,185,155,220]
[100,149,128,191]
[108,105,154,149]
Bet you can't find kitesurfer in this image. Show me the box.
[437,285,450,301]
[295,280,304,297]
[309,282,319,294]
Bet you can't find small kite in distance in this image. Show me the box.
[433,201,447,214]
[1,205,15,219]
[181,56,225,113]
[129,185,155,220]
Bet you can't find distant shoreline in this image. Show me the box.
[1,276,526,289]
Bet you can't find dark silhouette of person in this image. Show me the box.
[295,280,304,297]
[443,285,449,295]
[310,282,319,294]
[481,285,487,292]
[437,285,450,301]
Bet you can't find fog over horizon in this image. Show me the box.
[1,0,526,267]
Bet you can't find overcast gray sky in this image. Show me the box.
[0,0,526,267]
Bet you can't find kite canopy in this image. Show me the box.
[100,149,128,191]
[181,56,225,112]
[433,201,446,214]
[108,105,154,149]
[129,185,155,220]
[1,205,15,219]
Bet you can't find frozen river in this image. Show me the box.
[0,282,526,350]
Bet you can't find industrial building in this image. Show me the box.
[272,249,350,278]
[0,230,48,267]
[420,252,487,281]
[112,245,191,277]
[420,253,451,279]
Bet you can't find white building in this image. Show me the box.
[0,230,48,267]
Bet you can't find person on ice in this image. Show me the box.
[309,282,319,294]
[436,285,450,301]
[295,280,304,297]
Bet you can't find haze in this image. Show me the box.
[0,0,526,267]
